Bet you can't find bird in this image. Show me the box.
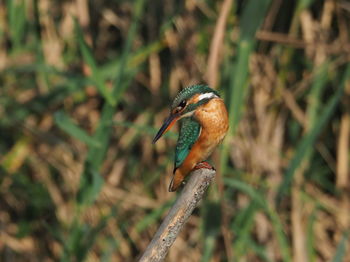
[152,84,229,192]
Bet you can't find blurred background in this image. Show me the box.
[1,0,350,261]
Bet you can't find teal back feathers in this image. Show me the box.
[174,117,200,172]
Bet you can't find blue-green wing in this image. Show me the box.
[174,118,201,172]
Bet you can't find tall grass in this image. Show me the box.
[1,0,349,261]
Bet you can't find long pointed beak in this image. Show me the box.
[152,113,179,144]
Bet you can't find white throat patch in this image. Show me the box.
[179,110,195,119]
[198,92,218,101]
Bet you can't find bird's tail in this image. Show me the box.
[168,169,185,192]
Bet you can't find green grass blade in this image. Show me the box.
[99,39,165,81]
[232,202,258,258]
[307,62,329,128]
[100,237,119,262]
[229,42,253,133]
[76,208,118,261]
[230,0,272,132]
[240,0,272,41]
[331,230,349,262]
[135,200,173,233]
[54,111,101,148]
[297,0,316,11]
[75,20,114,105]
[7,0,26,51]
[277,65,350,200]
[111,0,146,104]
[84,0,146,170]
[201,201,221,261]
[76,167,104,206]
[300,62,330,164]
[225,178,292,261]
[77,0,146,207]
[306,207,319,262]
[201,236,216,262]
[248,240,273,262]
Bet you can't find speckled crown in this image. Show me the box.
[171,84,219,109]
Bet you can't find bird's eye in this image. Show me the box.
[178,100,186,108]
[174,100,187,113]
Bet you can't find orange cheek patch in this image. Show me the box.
[188,94,200,104]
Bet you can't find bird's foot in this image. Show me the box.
[194,161,215,171]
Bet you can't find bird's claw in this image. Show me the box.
[194,161,215,171]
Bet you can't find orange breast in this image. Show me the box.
[169,98,229,191]
[195,97,229,150]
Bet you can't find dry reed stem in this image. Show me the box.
[336,113,350,188]
[336,82,350,240]
[138,168,216,262]
[336,79,350,188]
[206,0,233,88]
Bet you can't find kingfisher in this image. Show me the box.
[153,84,229,192]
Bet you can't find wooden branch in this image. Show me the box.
[138,168,216,262]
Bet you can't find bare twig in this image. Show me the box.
[138,168,216,262]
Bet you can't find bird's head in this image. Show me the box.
[152,84,219,143]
